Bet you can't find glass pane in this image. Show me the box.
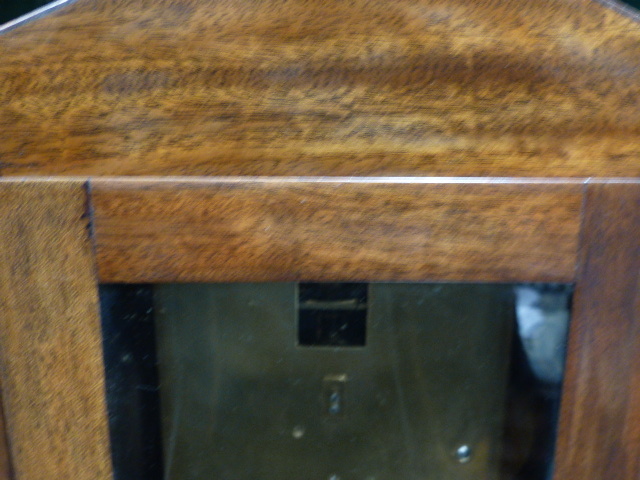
[99,282,572,480]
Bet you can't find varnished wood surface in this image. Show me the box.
[0,180,113,480]
[91,178,582,283]
[1,0,640,177]
[554,182,640,480]
[0,382,13,480]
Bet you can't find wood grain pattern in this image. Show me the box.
[91,178,582,283]
[554,182,640,480]
[0,180,113,480]
[1,0,640,177]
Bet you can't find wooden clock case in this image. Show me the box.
[0,0,639,479]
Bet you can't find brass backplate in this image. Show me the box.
[154,283,513,480]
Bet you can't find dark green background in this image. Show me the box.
[1,0,50,24]
[2,0,640,29]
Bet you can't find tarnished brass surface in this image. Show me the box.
[155,283,513,479]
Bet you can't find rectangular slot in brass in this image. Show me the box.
[298,283,367,347]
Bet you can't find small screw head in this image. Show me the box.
[292,425,305,439]
[455,444,472,464]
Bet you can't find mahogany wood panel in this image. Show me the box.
[91,179,582,283]
[0,180,113,480]
[1,0,640,177]
[0,381,13,480]
[554,182,640,480]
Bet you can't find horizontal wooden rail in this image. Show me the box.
[91,178,582,283]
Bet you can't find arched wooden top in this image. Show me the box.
[1,0,640,177]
